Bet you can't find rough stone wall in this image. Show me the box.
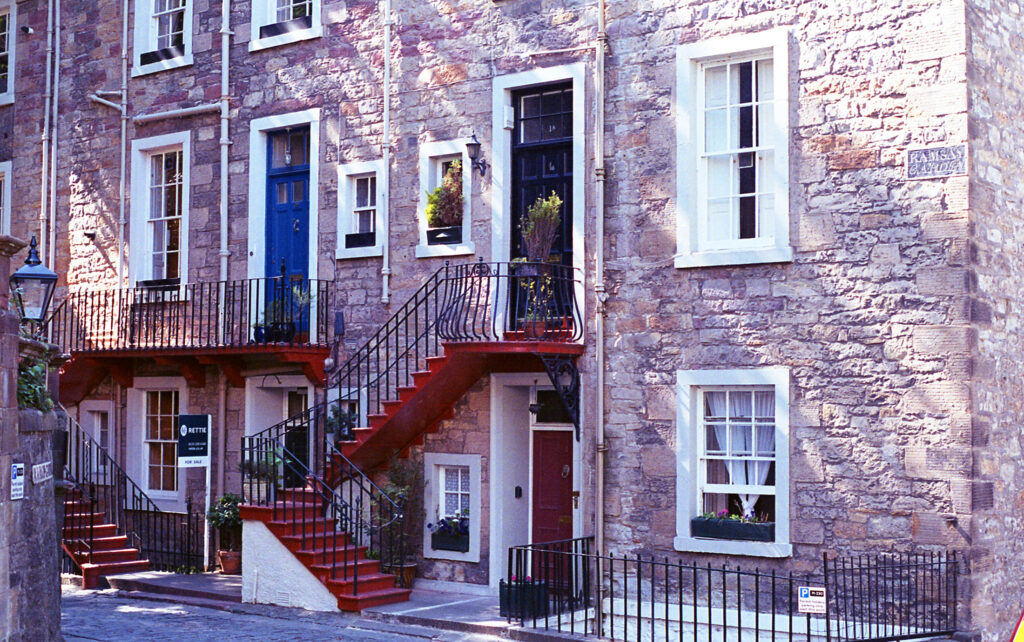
[964,1,1024,639]
[415,377,491,585]
[603,0,974,568]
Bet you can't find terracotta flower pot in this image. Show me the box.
[218,550,241,574]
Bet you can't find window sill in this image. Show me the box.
[674,244,793,269]
[132,53,194,78]
[673,535,792,558]
[0,93,14,107]
[424,546,479,563]
[335,245,383,260]
[415,241,475,259]
[249,26,321,52]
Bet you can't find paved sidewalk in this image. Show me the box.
[61,586,507,641]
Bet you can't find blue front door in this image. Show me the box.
[266,127,310,281]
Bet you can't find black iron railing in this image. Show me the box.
[825,552,958,642]
[62,414,203,573]
[505,543,961,642]
[46,276,332,353]
[240,434,407,592]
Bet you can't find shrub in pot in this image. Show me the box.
[207,493,243,574]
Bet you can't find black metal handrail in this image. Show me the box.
[62,413,203,573]
[240,434,407,593]
[46,276,332,353]
[248,260,581,466]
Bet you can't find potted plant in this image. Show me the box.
[425,160,463,245]
[519,190,562,264]
[428,512,470,553]
[251,317,266,344]
[499,575,549,619]
[207,493,243,574]
[382,457,424,587]
[264,296,296,343]
[690,510,775,542]
[513,191,565,337]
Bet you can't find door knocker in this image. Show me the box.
[561,464,570,479]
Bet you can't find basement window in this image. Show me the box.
[250,0,322,52]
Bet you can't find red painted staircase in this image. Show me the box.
[62,491,149,589]
[330,340,583,478]
[239,488,410,611]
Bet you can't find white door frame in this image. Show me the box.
[488,372,583,588]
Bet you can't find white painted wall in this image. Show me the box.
[488,376,533,588]
[241,520,339,612]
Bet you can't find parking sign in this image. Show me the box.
[798,587,827,614]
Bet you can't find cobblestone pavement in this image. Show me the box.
[61,587,505,641]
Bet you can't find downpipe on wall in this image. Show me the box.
[594,0,609,633]
[38,0,55,261]
[47,0,62,272]
[380,0,393,304]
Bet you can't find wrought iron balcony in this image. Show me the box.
[47,276,333,354]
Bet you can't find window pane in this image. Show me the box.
[704,65,727,108]
[355,177,369,208]
[705,424,725,454]
[756,104,774,148]
[521,94,540,118]
[444,468,457,492]
[707,156,732,198]
[460,468,470,492]
[704,109,727,153]
[277,182,288,204]
[706,199,731,241]
[705,459,730,484]
[729,391,752,419]
[730,424,752,456]
[732,61,753,105]
[444,493,458,516]
[292,180,305,201]
[756,59,774,101]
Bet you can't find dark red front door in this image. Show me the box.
[532,430,573,543]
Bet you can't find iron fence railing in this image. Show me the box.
[240,434,407,593]
[61,414,203,574]
[505,542,961,642]
[46,276,332,353]
[825,552,957,642]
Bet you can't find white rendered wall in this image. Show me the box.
[241,520,339,612]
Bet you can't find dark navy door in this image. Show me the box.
[511,83,573,268]
[266,127,310,280]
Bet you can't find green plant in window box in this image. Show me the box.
[425,160,464,245]
[428,510,470,553]
[690,510,775,542]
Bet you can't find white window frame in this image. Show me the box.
[126,377,188,511]
[416,140,474,259]
[0,3,16,105]
[129,131,191,287]
[675,367,791,558]
[131,0,194,77]
[336,159,385,260]
[423,452,481,563]
[0,160,11,235]
[675,28,791,269]
[249,0,322,52]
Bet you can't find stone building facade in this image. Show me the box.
[3,0,1021,637]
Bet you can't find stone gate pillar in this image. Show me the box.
[0,235,62,641]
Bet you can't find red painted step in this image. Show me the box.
[242,503,409,611]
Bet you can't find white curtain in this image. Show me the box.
[737,391,775,516]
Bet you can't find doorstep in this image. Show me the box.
[101,571,242,603]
